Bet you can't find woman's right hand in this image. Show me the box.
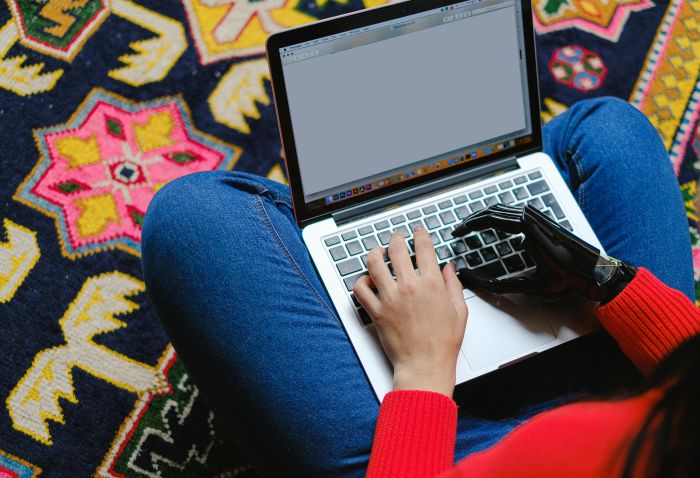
[352,226,468,398]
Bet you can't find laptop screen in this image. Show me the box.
[276,0,535,213]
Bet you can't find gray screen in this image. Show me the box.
[282,1,530,202]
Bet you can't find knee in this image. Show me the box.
[573,96,654,139]
[141,171,258,282]
[573,96,647,129]
[142,171,258,253]
[569,96,668,171]
[143,171,216,255]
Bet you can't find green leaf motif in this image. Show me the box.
[543,0,569,15]
[56,180,86,194]
[106,117,125,138]
[130,209,145,227]
[169,152,198,164]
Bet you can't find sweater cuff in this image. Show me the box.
[596,267,700,375]
[367,390,457,478]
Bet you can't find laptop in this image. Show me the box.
[265,0,604,401]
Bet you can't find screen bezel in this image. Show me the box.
[266,0,542,227]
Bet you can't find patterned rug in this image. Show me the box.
[0,0,698,476]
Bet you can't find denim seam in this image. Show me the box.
[569,148,586,212]
[254,196,343,328]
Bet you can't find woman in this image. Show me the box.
[141,97,700,477]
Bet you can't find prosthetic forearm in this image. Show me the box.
[452,204,637,303]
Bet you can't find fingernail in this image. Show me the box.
[414,223,424,231]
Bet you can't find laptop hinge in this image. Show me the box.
[332,156,519,226]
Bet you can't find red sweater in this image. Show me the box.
[367,268,700,477]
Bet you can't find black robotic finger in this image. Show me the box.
[453,204,525,238]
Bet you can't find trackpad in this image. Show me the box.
[462,294,556,371]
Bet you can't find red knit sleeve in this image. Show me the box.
[596,267,700,374]
[366,390,457,478]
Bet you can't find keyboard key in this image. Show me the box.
[498,191,515,205]
[390,214,406,225]
[360,254,368,267]
[438,200,453,210]
[408,220,424,232]
[406,209,422,220]
[362,236,379,251]
[504,255,526,273]
[480,230,498,244]
[485,185,498,194]
[498,180,513,190]
[527,180,549,195]
[509,237,524,251]
[329,245,347,261]
[408,239,415,253]
[528,197,544,210]
[373,220,390,231]
[439,227,453,242]
[346,241,363,256]
[455,256,467,270]
[344,271,368,291]
[484,196,498,207]
[473,260,507,278]
[465,235,482,249]
[544,210,555,220]
[542,193,557,207]
[436,245,452,260]
[393,226,409,238]
[454,194,468,204]
[513,175,528,185]
[357,307,372,326]
[350,293,361,307]
[528,171,542,180]
[465,252,483,267]
[451,239,467,255]
[359,225,374,235]
[469,200,485,213]
[468,190,484,199]
[560,220,573,231]
[424,215,441,230]
[325,236,340,246]
[439,210,456,224]
[337,257,362,276]
[541,195,565,220]
[481,246,498,262]
[422,204,438,214]
[429,232,439,246]
[496,230,509,240]
[513,187,528,200]
[495,242,513,256]
[551,204,565,220]
[378,230,392,245]
[455,205,470,220]
[341,230,357,241]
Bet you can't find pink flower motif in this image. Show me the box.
[16,89,241,258]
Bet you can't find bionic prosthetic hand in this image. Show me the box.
[452,204,637,304]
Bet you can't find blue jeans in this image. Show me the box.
[141,97,694,477]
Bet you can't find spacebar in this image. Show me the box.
[472,260,507,279]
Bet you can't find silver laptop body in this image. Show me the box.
[266,0,603,401]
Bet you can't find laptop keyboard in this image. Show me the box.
[322,170,573,326]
